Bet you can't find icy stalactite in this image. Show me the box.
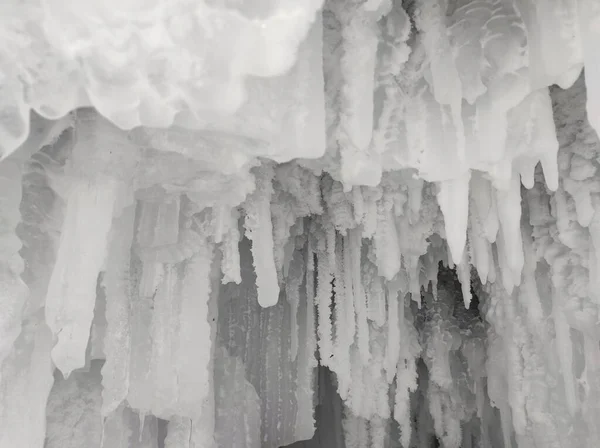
[294,233,318,441]
[415,0,465,162]
[100,205,135,416]
[578,1,600,137]
[243,166,280,308]
[44,175,121,373]
[331,0,384,187]
[174,243,216,419]
[45,112,138,377]
[437,173,471,265]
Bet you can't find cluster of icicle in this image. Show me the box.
[1,0,600,447]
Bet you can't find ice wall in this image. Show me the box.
[2,0,600,447]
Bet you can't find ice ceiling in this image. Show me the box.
[2,0,600,447]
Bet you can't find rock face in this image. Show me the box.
[0,1,600,447]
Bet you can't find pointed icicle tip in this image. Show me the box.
[437,172,471,264]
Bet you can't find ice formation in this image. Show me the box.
[2,0,600,447]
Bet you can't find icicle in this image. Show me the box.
[366,267,386,328]
[127,259,156,414]
[350,227,370,365]
[457,253,472,309]
[285,247,304,362]
[175,242,214,418]
[45,177,122,376]
[315,222,334,366]
[294,230,317,440]
[148,264,178,417]
[468,185,491,284]
[243,166,279,307]
[579,1,600,138]
[582,333,600,448]
[395,356,417,447]
[191,254,220,448]
[342,233,357,360]
[221,208,241,285]
[335,0,383,187]
[323,177,357,234]
[133,413,159,448]
[518,224,545,327]
[136,196,180,249]
[406,256,421,306]
[415,0,465,161]
[385,279,402,382]
[332,233,352,397]
[553,303,577,415]
[101,205,135,416]
[495,171,525,285]
[352,186,365,225]
[437,171,471,264]
[373,197,401,281]
[371,3,412,159]
[212,205,228,244]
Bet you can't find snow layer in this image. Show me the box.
[1,0,600,447]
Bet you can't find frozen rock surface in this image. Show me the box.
[1,1,600,447]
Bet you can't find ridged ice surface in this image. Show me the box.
[1,0,600,447]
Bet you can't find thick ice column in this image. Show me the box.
[333,0,385,187]
[415,0,465,160]
[579,1,600,138]
[175,242,215,418]
[45,111,137,376]
[148,264,179,416]
[101,205,135,416]
[582,334,600,447]
[45,172,121,376]
[512,0,581,89]
[371,4,412,159]
[373,192,401,281]
[332,233,352,397]
[315,222,334,366]
[495,172,525,288]
[243,166,279,308]
[350,227,370,365]
[295,234,318,440]
[0,115,70,380]
[286,247,304,362]
[384,279,402,382]
[220,208,242,285]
